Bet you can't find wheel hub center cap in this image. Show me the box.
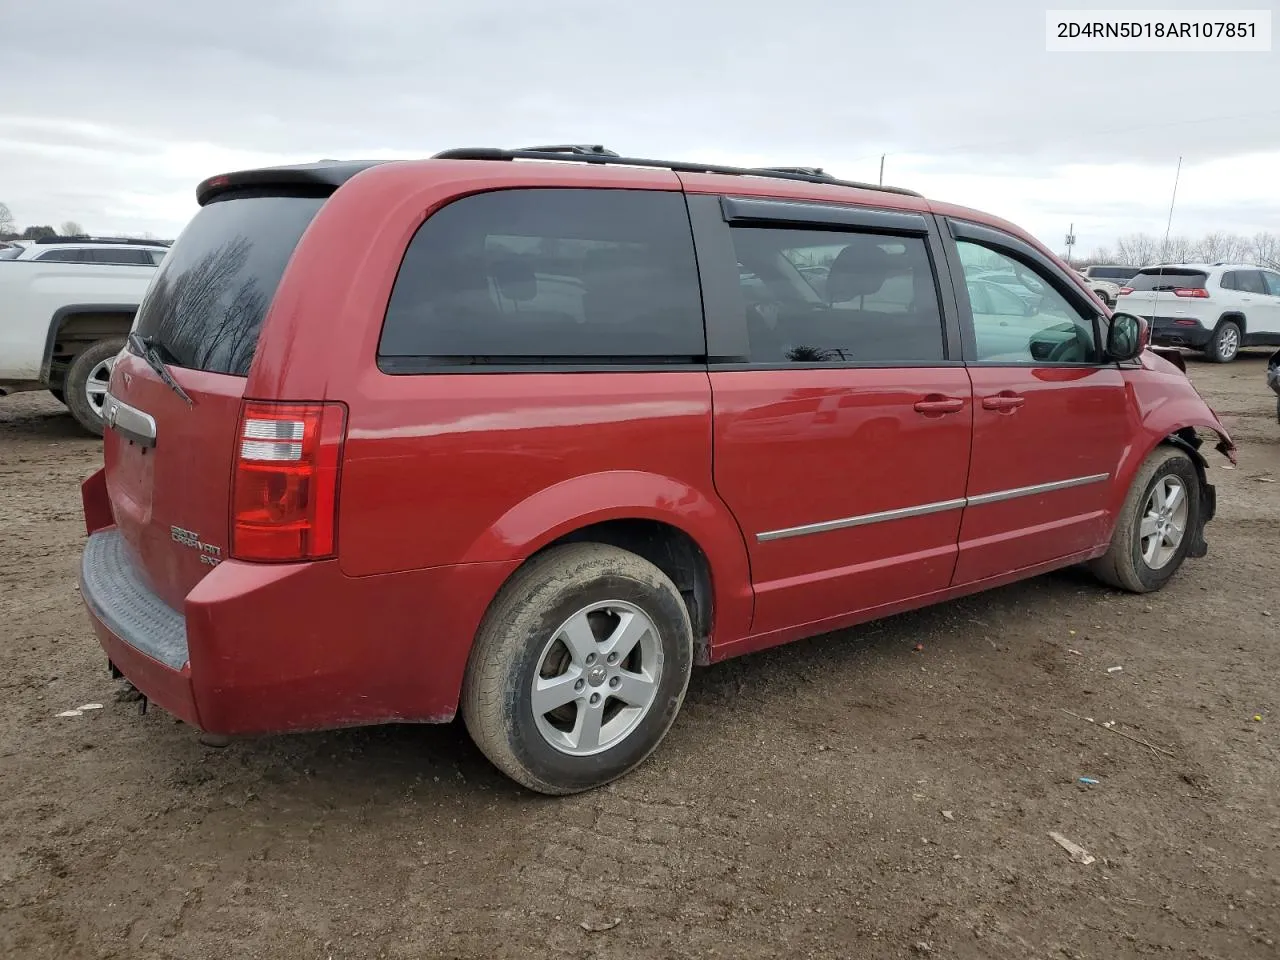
[587,665,608,687]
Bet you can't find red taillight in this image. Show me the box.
[1118,286,1134,296]
[231,401,347,562]
[1175,319,1199,326]
[1173,287,1209,298]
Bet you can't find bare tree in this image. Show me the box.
[1115,233,1160,267]
[1251,231,1280,270]
[1193,231,1249,263]
[1162,235,1195,263]
[60,220,85,236]
[0,202,14,236]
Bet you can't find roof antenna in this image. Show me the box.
[1159,155,1182,263]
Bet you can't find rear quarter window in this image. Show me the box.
[378,189,704,368]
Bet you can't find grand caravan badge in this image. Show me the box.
[170,526,222,566]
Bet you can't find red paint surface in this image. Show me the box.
[84,159,1233,734]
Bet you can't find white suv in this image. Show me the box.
[0,236,168,265]
[1114,263,1280,363]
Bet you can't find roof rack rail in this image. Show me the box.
[753,166,831,178]
[32,235,171,246]
[429,146,921,197]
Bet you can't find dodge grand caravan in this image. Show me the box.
[80,145,1236,794]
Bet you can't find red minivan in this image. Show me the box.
[80,146,1235,794]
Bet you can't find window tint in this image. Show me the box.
[1127,268,1208,291]
[133,195,325,376]
[956,241,1097,363]
[34,249,86,262]
[1233,270,1267,294]
[88,248,152,265]
[727,227,944,364]
[380,189,703,366]
[1091,266,1135,281]
[1261,271,1280,297]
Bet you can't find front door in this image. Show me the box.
[692,196,973,638]
[945,221,1131,585]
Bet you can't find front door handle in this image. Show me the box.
[982,392,1026,412]
[914,395,966,416]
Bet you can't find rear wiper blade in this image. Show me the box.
[128,332,193,407]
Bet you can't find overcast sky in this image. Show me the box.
[1,0,1276,255]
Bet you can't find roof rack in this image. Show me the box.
[430,145,922,198]
[33,235,171,247]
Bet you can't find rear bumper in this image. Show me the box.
[79,527,519,735]
[1146,315,1212,348]
[81,529,199,724]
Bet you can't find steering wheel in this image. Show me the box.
[1047,337,1080,363]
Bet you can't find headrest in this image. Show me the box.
[825,238,901,302]
[488,254,537,303]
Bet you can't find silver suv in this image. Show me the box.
[0,236,168,265]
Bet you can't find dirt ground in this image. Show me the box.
[1,355,1277,960]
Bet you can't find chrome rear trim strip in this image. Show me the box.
[756,473,1110,542]
[102,392,157,448]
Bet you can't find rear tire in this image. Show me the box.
[462,543,694,795]
[1206,320,1240,363]
[1090,447,1201,594]
[65,338,126,436]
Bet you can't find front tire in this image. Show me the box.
[1090,447,1201,593]
[1207,320,1241,363]
[462,543,694,795]
[65,337,126,436]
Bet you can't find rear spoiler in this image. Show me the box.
[196,160,385,206]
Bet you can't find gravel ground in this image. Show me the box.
[1,354,1277,960]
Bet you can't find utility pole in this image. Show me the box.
[1065,222,1076,267]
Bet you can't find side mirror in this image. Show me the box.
[1106,312,1148,361]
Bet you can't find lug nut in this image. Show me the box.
[607,653,618,664]
[574,679,585,692]
[589,693,601,706]
[585,653,596,665]
[609,677,620,689]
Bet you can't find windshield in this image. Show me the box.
[131,195,324,376]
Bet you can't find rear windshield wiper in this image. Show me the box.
[128,332,193,407]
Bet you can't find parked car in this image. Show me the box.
[1081,264,1139,285]
[1,235,169,265]
[79,146,1235,795]
[1114,263,1280,362]
[0,239,166,432]
[1074,270,1121,307]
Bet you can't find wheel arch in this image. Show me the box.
[1215,311,1246,334]
[1107,422,1230,556]
[460,470,755,655]
[41,303,137,384]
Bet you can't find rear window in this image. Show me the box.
[1089,266,1136,281]
[133,195,324,376]
[1126,268,1208,292]
[379,189,704,368]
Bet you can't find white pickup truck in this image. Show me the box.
[0,241,164,434]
